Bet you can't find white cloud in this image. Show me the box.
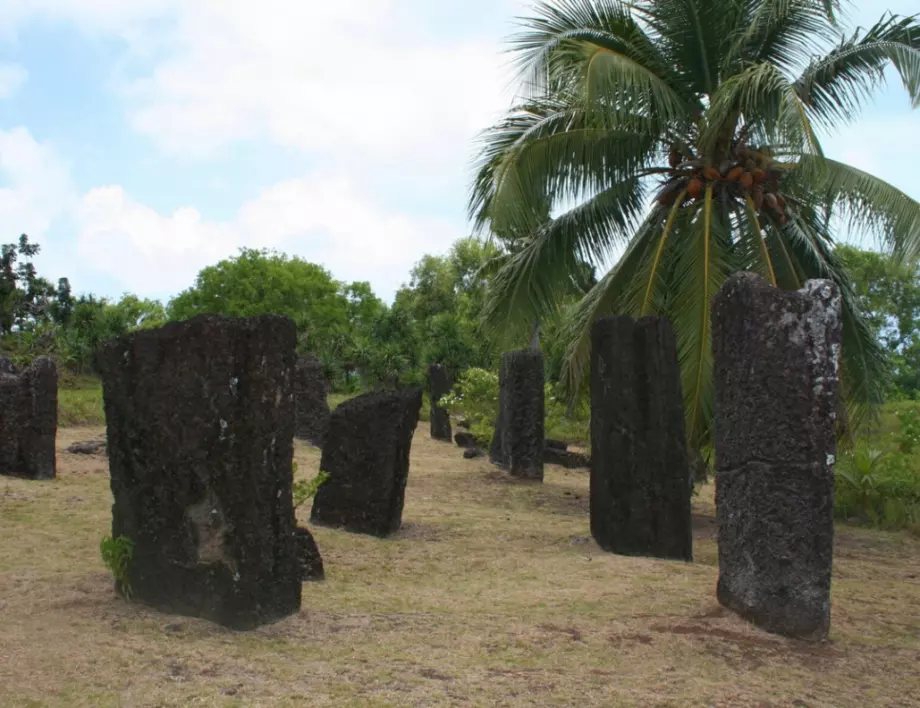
[0,127,75,239]
[73,173,463,299]
[0,63,27,99]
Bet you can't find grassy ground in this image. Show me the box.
[1,425,919,707]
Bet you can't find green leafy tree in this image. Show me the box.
[838,244,920,397]
[0,234,69,334]
[168,248,349,355]
[470,0,920,447]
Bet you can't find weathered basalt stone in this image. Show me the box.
[294,526,324,581]
[463,447,484,460]
[0,355,16,374]
[310,388,422,537]
[490,349,545,480]
[454,431,482,449]
[590,316,692,561]
[66,439,107,455]
[712,273,841,641]
[428,363,453,442]
[294,354,331,448]
[0,356,58,480]
[96,314,302,630]
[546,439,567,451]
[545,447,590,469]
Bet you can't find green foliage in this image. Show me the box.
[1,234,73,335]
[57,375,105,426]
[896,407,920,454]
[441,368,499,445]
[835,445,920,533]
[469,0,920,450]
[100,535,134,599]
[292,468,330,508]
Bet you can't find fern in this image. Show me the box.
[100,535,134,600]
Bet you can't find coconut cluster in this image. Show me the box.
[656,145,789,224]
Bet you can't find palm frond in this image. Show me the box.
[794,13,920,129]
[481,178,648,344]
[794,156,920,258]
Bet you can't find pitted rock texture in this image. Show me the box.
[294,526,325,581]
[428,363,453,442]
[97,314,301,630]
[490,349,545,481]
[712,272,841,641]
[0,355,58,480]
[590,316,691,561]
[311,388,422,537]
[294,354,331,448]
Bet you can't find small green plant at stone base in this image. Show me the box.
[100,535,134,600]
[293,468,330,508]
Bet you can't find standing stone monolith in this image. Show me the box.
[428,363,453,442]
[97,314,302,630]
[490,349,545,480]
[712,273,841,641]
[294,354,331,448]
[311,388,422,537]
[0,356,58,480]
[590,316,691,560]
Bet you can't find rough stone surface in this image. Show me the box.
[0,355,15,374]
[294,354,331,448]
[546,439,568,451]
[545,447,590,469]
[97,314,302,630]
[463,447,484,460]
[490,349,545,480]
[590,316,692,561]
[66,439,107,455]
[428,364,453,442]
[311,388,422,537]
[294,526,324,582]
[454,431,481,449]
[0,356,58,480]
[712,272,841,641]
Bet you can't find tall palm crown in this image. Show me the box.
[470,0,920,447]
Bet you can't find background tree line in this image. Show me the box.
[2,232,919,403]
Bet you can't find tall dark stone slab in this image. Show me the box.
[294,526,324,582]
[0,356,58,480]
[96,314,301,630]
[311,388,422,537]
[294,354,331,448]
[490,349,544,480]
[712,273,841,641]
[590,316,691,560]
[428,363,453,442]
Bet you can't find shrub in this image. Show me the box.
[895,406,920,454]
[440,368,498,445]
[834,443,920,533]
[292,464,330,508]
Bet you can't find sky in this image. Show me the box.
[0,0,918,305]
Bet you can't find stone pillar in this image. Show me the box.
[428,363,453,442]
[0,356,58,480]
[97,314,301,630]
[311,388,422,537]
[294,354,331,448]
[712,273,841,641]
[590,316,691,560]
[490,349,544,480]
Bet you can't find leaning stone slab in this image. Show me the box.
[294,354,331,448]
[97,314,302,630]
[590,316,691,560]
[0,356,58,480]
[712,273,841,641]
[428,363,453,442]
[294,526,325,582]
[490,349,545,480]
[311,388,422,537]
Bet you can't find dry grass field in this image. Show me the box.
[1,425,919,707]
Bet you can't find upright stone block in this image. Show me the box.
[490,349,545,480]
[0,356,58,480]
[311,388,422,537]
[97,314,301,630]
[590,316,691,560]
[712,273,841,641]
[428,363,453,442]
[294,354,331,448]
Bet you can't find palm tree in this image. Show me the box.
[470,0,920,448]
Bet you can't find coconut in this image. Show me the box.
[687,177,703,198]
[726,166,744,181]
[740,172,754,189]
